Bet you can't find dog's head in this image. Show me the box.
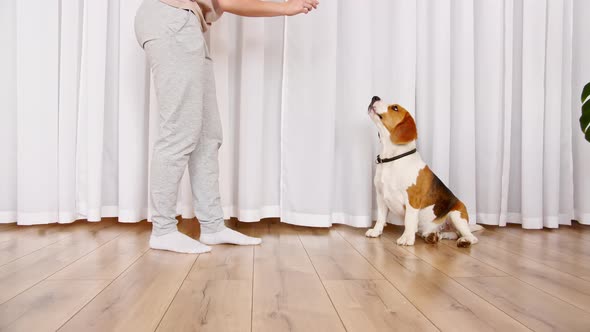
[367,96,417,145]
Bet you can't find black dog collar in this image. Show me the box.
[376,149,417,164]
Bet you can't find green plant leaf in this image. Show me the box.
[582,100,590,127]
[583,97,590,143]
[583,82,590,103]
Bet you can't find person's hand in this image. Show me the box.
[283,0,319,16]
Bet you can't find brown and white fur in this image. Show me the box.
[366,96,483,247]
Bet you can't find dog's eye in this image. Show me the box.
[377,114,383,119]
[393,106,398,111]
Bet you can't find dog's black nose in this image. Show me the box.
[371,96,381,104]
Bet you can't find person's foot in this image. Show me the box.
[150,231,211,254]
[200,228,262,246]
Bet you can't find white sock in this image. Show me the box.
[200,228,262,246]
[150,231,211,254]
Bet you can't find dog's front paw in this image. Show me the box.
[457,235,478,248]
[365,228,383,238]
[396,233,415,246]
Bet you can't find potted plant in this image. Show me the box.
[582,82,590,142]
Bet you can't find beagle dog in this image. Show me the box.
[366,96,482,247]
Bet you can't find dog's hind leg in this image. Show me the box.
[366,195,388,238]
[439,232,459,240]
[438,220,458,240]
[419,220,442,244]
[448,201,478,247]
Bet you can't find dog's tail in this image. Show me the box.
[469,224,484,232]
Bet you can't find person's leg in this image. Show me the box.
[189,59,261,246]
[138,2,211,253]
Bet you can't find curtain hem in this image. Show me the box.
[1,208,586,228]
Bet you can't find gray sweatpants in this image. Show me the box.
[135,0,225,236]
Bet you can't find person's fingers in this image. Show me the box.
[292,0,316,15]
[303,0,315,10]
[306,0,318,9]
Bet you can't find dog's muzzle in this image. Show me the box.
[368,96,380,112]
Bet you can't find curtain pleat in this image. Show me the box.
[281,0,338,226]
[1,0,589,228]
[449,0,477,224]
[15,0,60,224]
[118,0,151,222]
[572,0,590,225]
[0,0,18,222]
[58,0,83,223]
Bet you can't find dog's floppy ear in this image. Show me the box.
[391,113,417,144]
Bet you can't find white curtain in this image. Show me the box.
[1,0,589,229]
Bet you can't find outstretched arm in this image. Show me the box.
[217,0,319,17]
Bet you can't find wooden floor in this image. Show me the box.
[0,219,589,332]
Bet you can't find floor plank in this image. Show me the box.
[245,222,308,259]
[500,224,590,246]
[480,228,590,280]
[397,239,506,278]
[49,223,150,280]
[2,220,589,331]
[571,222,590,242]
[456,276,590,332]
[0,221,105,266]
[306,254,384,281]
[250,224,345,332]
[299,228,383,280]
[298,227,359,256]
[158,244,254,332]
[58,250,196,332]
[443,240,590,312]
[0,223,52,243]
[337,228,529,331]
[324,279,438,332]
[0,223,16,230]
[0,223,122,304]
[0,280,109,332]
[187,245,253,282]
[157,280,251,332]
